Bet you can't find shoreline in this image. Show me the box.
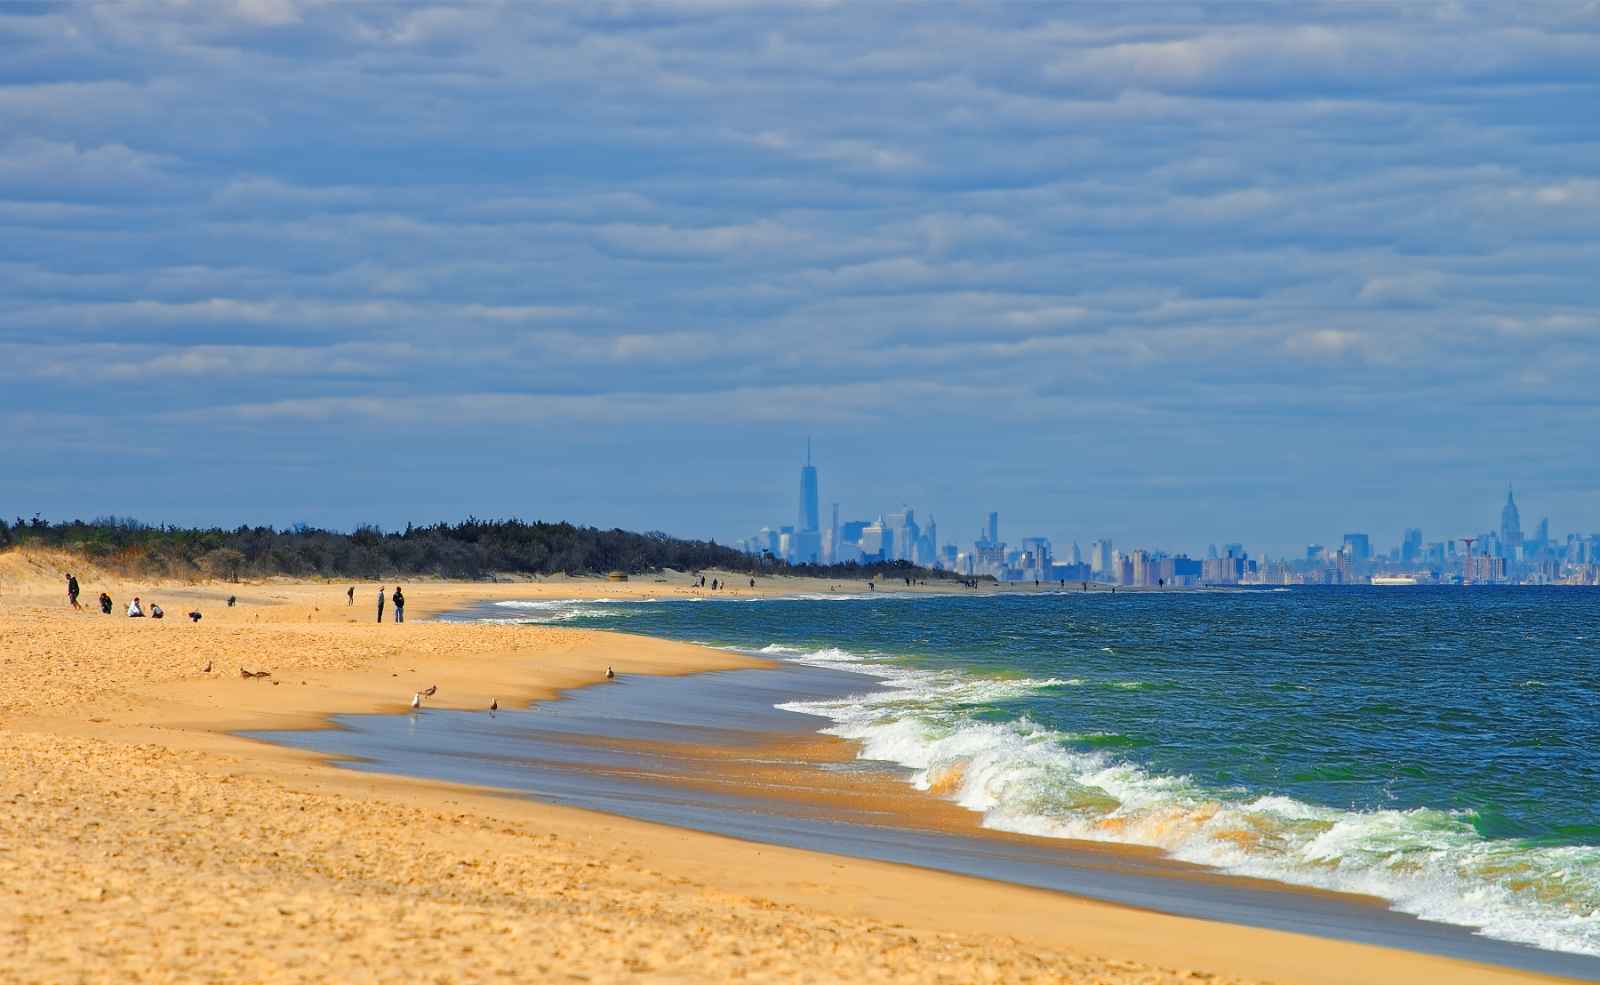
[0,560,1585,984]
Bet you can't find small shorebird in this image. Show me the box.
[605,666,615,680]
[203,660,212,673]
[410,692,422,710]
[421,684,438,698]
[489,698,498,714]
[239,667,250,679]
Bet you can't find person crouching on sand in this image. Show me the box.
[392,586,405,623]
[99,592,113,615]
[127,597,144,618]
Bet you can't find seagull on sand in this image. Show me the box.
[421,684,438,698]
[489,698,498,715]
[239,667,251,679]
[410,692,422,710]
[605,666,616,680]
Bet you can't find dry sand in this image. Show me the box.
[0,549,1577,983]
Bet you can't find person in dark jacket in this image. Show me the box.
[392,587,405,624]
[66,573,81,609]
[99,592,113,615]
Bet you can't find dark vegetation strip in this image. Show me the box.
[1,514,971,583]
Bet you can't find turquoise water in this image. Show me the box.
[467,588,1600,956]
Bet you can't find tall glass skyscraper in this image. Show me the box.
[798,444,819,534]
[793,442,821,563]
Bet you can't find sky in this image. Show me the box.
[2,1,1598,558]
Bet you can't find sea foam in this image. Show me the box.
[770,644,1600,957]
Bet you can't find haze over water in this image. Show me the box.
[487,588,1600,957]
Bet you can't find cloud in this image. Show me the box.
[2,1,1598,550]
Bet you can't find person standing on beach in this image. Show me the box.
[347,586,354,606]
[392,586,405,624]
[66,573,81,609]
[377,587,386,623]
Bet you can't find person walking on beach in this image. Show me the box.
[377,587,386,623]
[392,586,405,624]
[347,586,354,606]
[66,573,81,609]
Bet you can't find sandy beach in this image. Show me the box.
[0,549,1579,984]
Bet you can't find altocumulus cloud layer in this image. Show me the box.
[2,0,1598,553]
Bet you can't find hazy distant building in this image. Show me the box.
[1070,541,1082,565]
[1402,528,1423,564]
[793,446,821,563]
[859,518,891,561]
[920,515,939,567]
[1089,540,1112,576]
[885,508,920,563]
[1342,533,1371,563]
[1501,487,1523,554]
[986,512,999,546]
[1306,544,1325,562]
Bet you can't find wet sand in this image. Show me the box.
[0,548,1583,984]
[251,664,1600,981]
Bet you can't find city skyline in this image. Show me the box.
[743,447,1597,584]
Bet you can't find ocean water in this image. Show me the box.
[459,588,1600,958]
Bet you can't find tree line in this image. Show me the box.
[0,514,963,583]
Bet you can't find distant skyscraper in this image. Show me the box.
[1402,528,1423,563]
[798,442,819,535]
[860,517,891,561]
[827,502,840,564]
[1501,486,1523,552]
[1070,541,1082,565]
[789,441,821,563]
[1341,533,1371,563]
[986,512,999,546]
[1089,539,1112,575]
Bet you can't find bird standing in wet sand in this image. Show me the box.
[605,666,616,680]
[421,684,438,698]
[489,698,498,716]
[203,660,212,673]
[410,692,422,710]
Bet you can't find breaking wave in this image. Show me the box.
[768,644,1600,957]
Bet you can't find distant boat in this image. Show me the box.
[1371,576,1420,586]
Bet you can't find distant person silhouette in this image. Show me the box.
[377,587,386,623]
[347,586,355,606]
[66,573,81,609]
[150,603,164,620]
[99,592,113,615]
[392,587,405,624]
